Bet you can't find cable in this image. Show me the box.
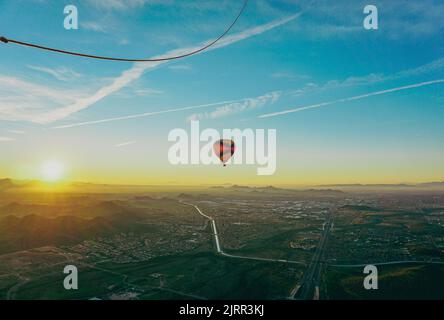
[0,0,248,62]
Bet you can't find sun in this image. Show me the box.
[40,161,65,182]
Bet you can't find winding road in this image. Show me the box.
[181,201,306,266]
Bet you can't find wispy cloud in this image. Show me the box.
[27,65,82,81]
[0,76,83,122]
[133,88,164,96]
[114,141,137,148]
[86,0,150,11]
[81,21,107,33]
[0,76,71,102]
[86,0,240,12]
[271,71,310,81]
[277,0,444,39]
[396,58,444,78]
[188,91,281,121]
[0,137,14,142]
[118,38,130,46]
[259,79,444,118]
[7,130,26,135]
[286,57,444,99]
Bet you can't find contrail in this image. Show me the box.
[52,99,243,129]
[258,79,444,118]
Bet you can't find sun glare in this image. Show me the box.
[41,161,65,182]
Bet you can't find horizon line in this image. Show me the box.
[2,177,444,189]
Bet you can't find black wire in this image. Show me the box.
[0,0,248,62]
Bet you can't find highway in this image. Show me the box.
[291,212,333,300]
[181,201,306,266]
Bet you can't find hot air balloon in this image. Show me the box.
[213,139,236,167]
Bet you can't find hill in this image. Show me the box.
[0,179,15,190]
[0,200,143,219]
[0,214,118,254]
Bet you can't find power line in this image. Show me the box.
[0,0,248,62]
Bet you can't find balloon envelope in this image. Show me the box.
[213,140,236,165]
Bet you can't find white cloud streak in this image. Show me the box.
[0,76,83,122]
[0,76,70,103]
[210,13,301,51]
[114,141,137,147]
[187,91,281,121]
[81,22,107,33]
[0,137,14,142]
[27,65,82,81]
[259,79,444,118]
[86,0,150,11]
[7,130,26,135]
[52,99,248,129]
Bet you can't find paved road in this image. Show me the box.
[292,212,333,300]
[181,201,306,266]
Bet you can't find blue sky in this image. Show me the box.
[1,0,444,185]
